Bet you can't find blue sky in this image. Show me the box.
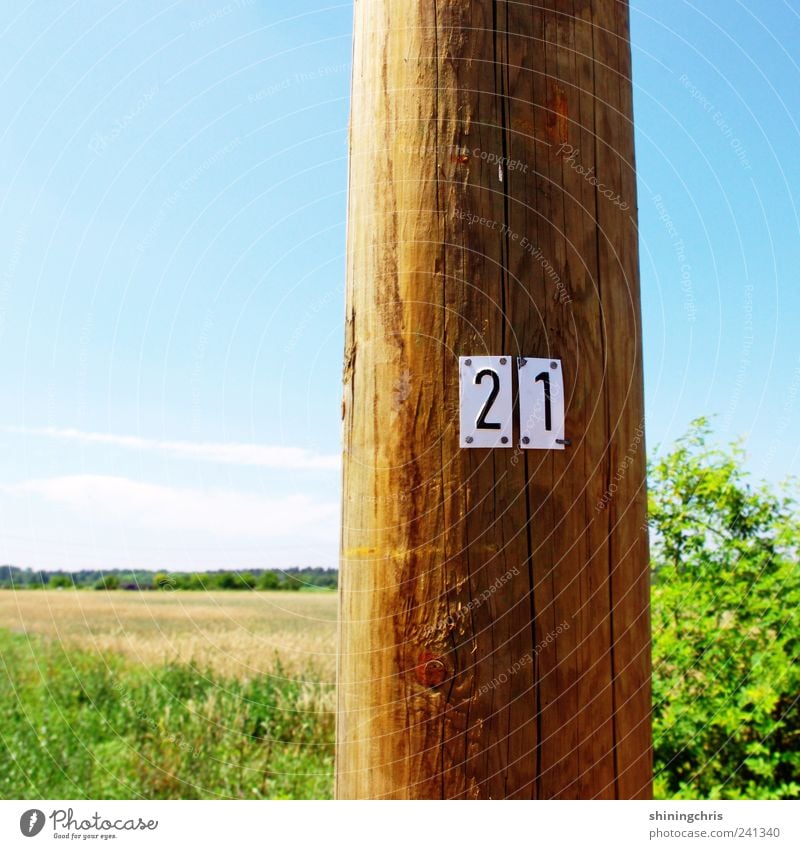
[0,1,798,571]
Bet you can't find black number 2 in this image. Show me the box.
[535,371,552,431]
[475,369,502,430]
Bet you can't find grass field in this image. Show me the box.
[0,590,337,799]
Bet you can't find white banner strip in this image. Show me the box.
[1,800,798,848]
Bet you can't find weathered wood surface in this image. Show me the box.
[337,0,650,799]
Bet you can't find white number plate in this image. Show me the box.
[458,356,513,448]
[518,357,565,449]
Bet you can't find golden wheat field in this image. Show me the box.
[0,589,338,682]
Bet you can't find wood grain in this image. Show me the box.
[337,0,651,799]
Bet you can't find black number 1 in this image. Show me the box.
[475,369,501,430]
[535,371,552,431]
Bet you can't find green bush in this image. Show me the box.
[48,575,72,589]
[258,571,280,590]
[650,419,800,799]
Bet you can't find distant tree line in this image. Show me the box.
[0,565,338,592]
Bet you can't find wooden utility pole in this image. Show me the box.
[337,0,650,799]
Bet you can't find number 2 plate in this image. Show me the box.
[459,356,513,448]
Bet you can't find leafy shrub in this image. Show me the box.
[650,420,800,799]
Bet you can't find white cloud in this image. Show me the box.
[9,426,340,471]
[10,475,339,539]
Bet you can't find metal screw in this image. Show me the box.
[501,436,508,444]
[499,357,507,365]
[522,436,530,445]
[555,438,571,446]
[550,361,558,369]
[466,436,474,444]
[518,357,527,367]
[465,358,472,366]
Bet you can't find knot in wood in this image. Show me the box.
[415,651,447,688]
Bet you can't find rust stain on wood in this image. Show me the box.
[547,83,570,147]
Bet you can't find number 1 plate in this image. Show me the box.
[459,356,513,448]
[518,357,565,449]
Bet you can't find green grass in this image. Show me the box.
[0,629,334,799]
